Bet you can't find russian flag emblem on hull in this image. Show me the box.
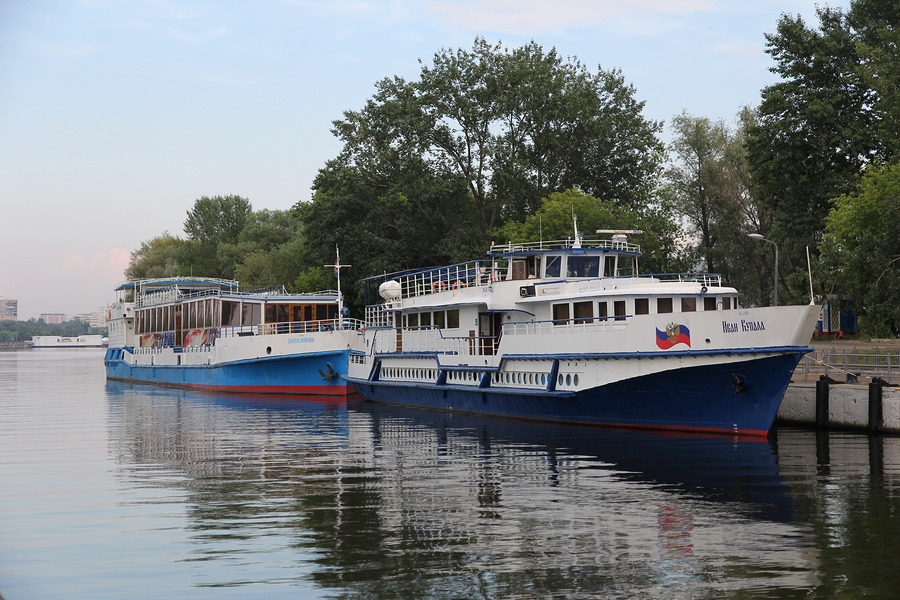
[656,322,691,349]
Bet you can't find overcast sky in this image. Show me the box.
[0,0,846,320]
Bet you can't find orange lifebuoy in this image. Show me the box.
[451,280,466,290]
[432,281,447,293]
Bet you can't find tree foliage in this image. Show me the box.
[820,162,900,335]
[126,233,184,279]
[0,319,97,344]
[747,0,900,304]
[127,199,311,288]
[328,37,663,236]
[665,109,774,305]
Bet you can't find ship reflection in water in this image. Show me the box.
[104,381,884,598]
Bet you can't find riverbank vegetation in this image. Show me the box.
[0,320,101,345]
[126,0,900,335]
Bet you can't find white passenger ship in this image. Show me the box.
[105,275,364,396]
[345,225,819,436]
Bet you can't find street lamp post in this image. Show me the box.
[748,233,778,306]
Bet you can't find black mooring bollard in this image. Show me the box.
[816,376,830,427]
[868,380,883,432]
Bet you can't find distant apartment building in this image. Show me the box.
[0,298,17,321]
[74,308,109,328]
[40,313,67,324]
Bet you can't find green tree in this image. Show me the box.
[181,195,253,278]
[126,233,184,279]
[302,157,486,310]
[820,162,900,336]
[329,37,663,236]
[221,209,304,286]
[666,109,771,305]
[747,0,900,303]
[184,195,253,244]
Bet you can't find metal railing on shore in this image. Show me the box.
[796,347,899,382]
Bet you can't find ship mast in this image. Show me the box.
[325,247,350,326]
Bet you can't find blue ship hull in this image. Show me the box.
[105,348,353,396]
[346,350,807,436]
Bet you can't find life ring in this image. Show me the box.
[432,281,447,293]
[451,280,466,290]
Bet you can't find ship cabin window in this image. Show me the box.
[657,298,673,314]
[265,304,290,324]
[682,297,697,312]
[447,309,460,329]
[574,301,593,324]
[598,301,608,321]
[614,300,627,321]
[545,255,561,278]
[722,297,732,310]
[222,301,241,326]
[567,256,600,278]
[407,313,419,327]
[635,298,650,315]
[242,302,262,325]
[604,255,617,277]
[434,311,446,328]
[704,296,717,311]
[552,303,570,325]
[420,312,432,327]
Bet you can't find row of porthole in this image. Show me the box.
[492,371,547,386]
[383,367,439,381]
[380,366,580,388]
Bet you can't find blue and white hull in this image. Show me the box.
[106,347,353,395]
[348,348,808,436]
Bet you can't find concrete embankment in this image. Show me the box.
[778,379,900,433]
[778,340,900,433]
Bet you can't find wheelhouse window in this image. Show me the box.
[704,296,717,311]
[682,298,697,312]
[545,256,561,278]
[722,297,732,310]
[512,260,527,280]
[567,256,600,278]
[552,303,570,325]
[604,256,616,277]
[657,298,673,314]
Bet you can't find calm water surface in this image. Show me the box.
[2,350,900,599]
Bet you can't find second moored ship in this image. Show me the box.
[105,276,364,396]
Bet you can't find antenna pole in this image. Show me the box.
[325,246,351,326]
[806,246,815,305]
